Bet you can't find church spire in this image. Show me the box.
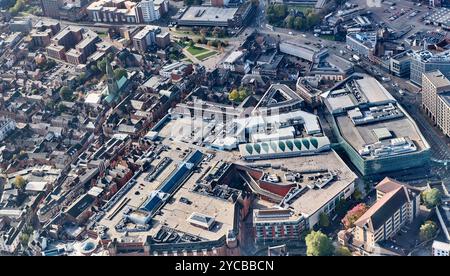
[106,58,118,96]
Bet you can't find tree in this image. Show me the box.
[420,221,438,241]
[342,203,368,229]
[113,68,127,80]
[14,176,26,190]
[285,15,295,29]
[294,17,303,30]
[20,233,30,247]
[422,188,442,208]
[97,58,107,74]
[335,246,352,256]
[59,86,73,101]
[352,188,363,201]
[306,13,320,29]
[319,212,330,228]
[238,88,249,102]
[9,0,25,15]
[229,89,239,102]
[305,231,334,256]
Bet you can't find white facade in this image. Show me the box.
[432,240,450,256]
[137,0,160,23]
[0,120,16,141]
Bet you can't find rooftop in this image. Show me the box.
[179,6,239,23]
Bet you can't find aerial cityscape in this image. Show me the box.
[0,0,450,258]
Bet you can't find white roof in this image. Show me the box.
[224,50,244,64]
[85,93,102,104]
[433,240,450,252]
[25,181,48,192]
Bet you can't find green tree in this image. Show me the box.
[352,188,363,201]
[319,212,330,228]
[9,0,26,15]
[294,17,303,30]
[306,13,320,29]
[305,231,334,256]
[14,175,26,190]
[422,188,442,208]
[285,15,295,29]
[20,233,30,247]
[59,86,73,101]
[97,58,107,74]
[420,221,438,241]
[335,246,352,256]
[113,68,127,80]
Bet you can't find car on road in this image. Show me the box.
[288,31,293,35]
[302,34,307,37]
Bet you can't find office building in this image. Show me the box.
[422,71,450,137]
[410,50,450,86]
[346,32,377,57]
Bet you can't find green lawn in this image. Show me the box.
[320,35,335,41]
[287,4,314,14]
[197,51,217,60]
[186,46,208,56]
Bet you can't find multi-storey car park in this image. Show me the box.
[322,73,431,177]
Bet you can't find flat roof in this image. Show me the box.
[423,70,450,89]
[243,150,357,218]
[335,112,427,158]
[179,6,239,23]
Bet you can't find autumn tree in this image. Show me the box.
[342,203,368,229]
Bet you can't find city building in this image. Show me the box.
[176,3,254,28]
[279,40,328,63]
[155,32,170,49]
[0,119,15,142]
[432,240,450,256]
[135,0,160,23]
[323,73,431,176]
[390,51,412,78]
[87,0,138,24]
[296,76,323,107]
[346,32,377,58]
[46,26,104,65]
[342,178,420,254]
[422,70,450,137]
[132,25,157,53]
[250,150,358,243]
[425,7,450,30]
[41,0,60,18]
[410,50,450,86]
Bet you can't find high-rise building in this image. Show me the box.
[41,0,61,18]
[422,71,450,137]
[135,0,160,23]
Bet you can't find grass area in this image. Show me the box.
[197,51,217,60]
[287,4,314,14]
[186,46,209,56]
[320,35,335,41]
